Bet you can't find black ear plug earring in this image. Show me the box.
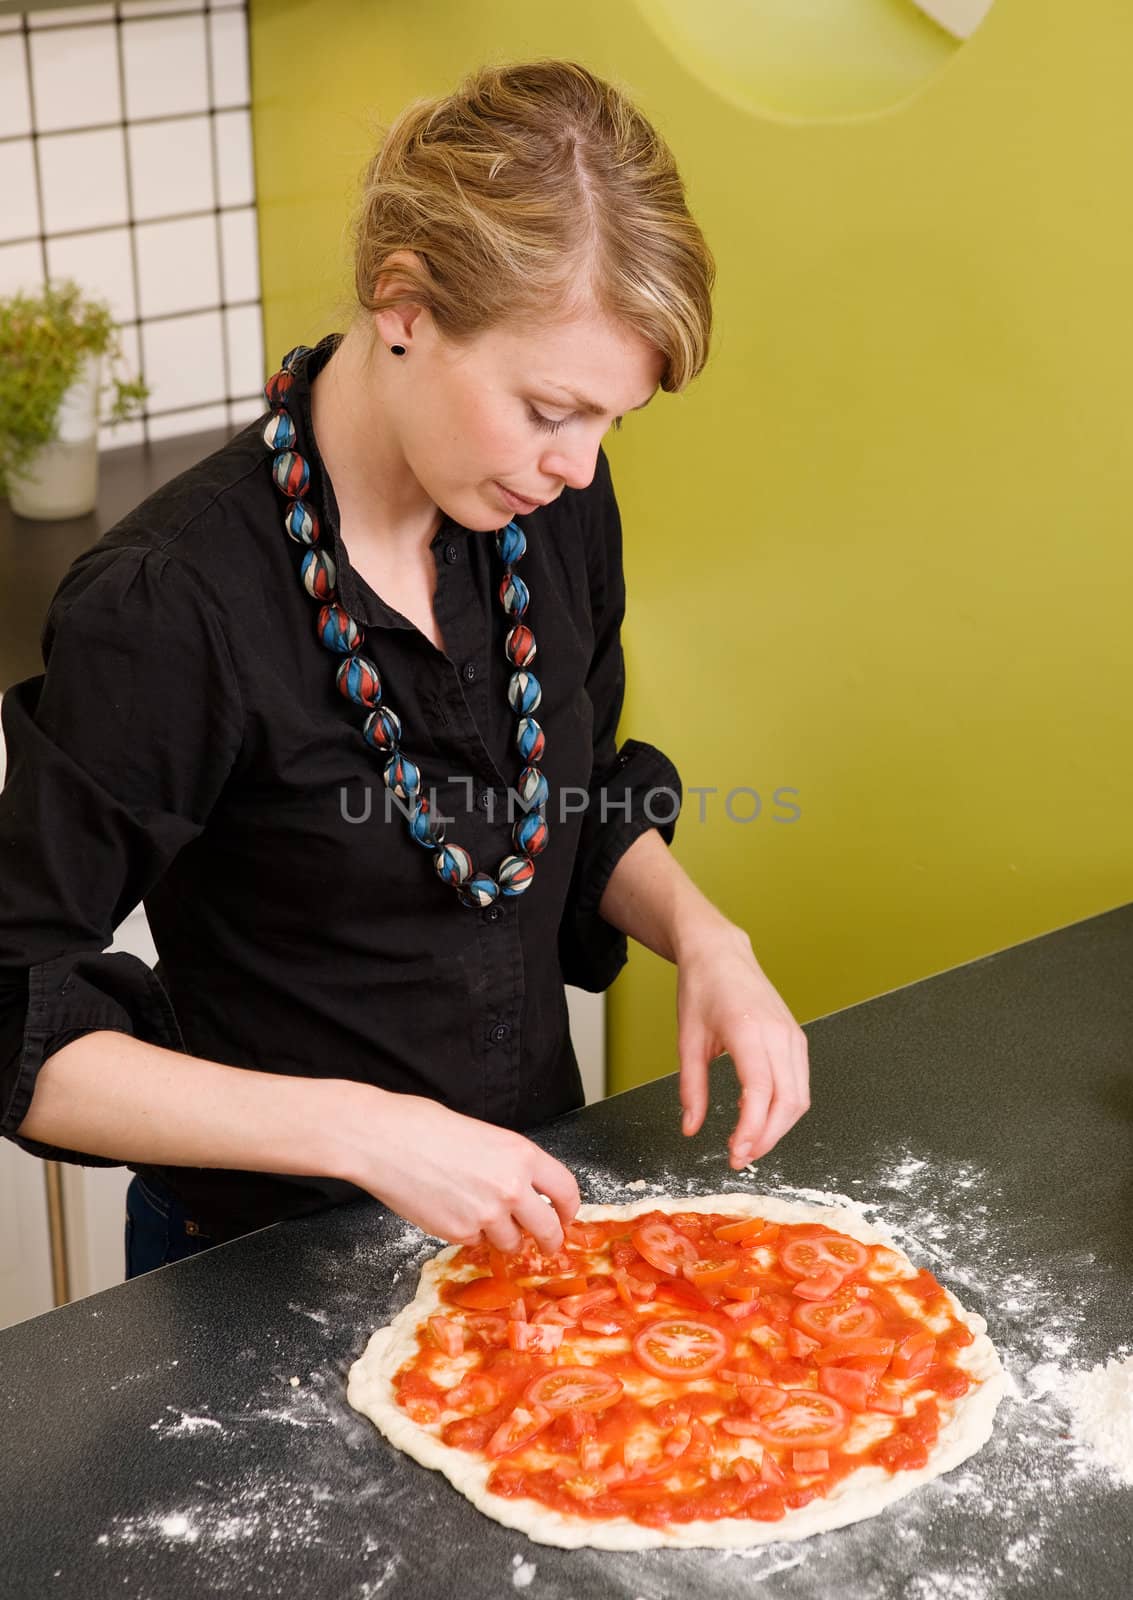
[390,345,406,356]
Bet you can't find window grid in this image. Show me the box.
[7,1,263,446]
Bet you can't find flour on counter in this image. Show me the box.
[511,1553,537,1587]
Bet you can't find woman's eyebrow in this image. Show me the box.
[538,384,655,416]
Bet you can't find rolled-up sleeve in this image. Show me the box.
[558,448,683,992]
[0,545,243,1159]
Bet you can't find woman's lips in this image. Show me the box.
[495,481,543,513]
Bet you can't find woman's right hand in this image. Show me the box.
[339,1086,581,1253]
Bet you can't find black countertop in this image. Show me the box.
[2,905,1131,1599]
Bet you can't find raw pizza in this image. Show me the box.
[347,1195,1005,1549]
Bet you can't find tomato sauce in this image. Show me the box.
[393,1211,983,1527]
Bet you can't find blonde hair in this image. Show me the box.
[351,58,715,393]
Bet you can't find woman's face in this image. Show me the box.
[377,286,666,532]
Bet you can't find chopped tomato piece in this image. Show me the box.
[579,1315,624,1336]
[653,1277,717,1315]
[486,1403,552,1458]
[791,1294,883,1343]
[540,1275,589,1298]
[721,1276,762,1301]
[442,1415,496,1451]
[507,1321,563,1354]
[507,1297,526,1321]
[813,1337,896,1369]
[926,1365,971,1399]
[523,1365,624,1414]
[939,1323,976,1351]
[719,1417,764,1436]
[874,1433,929,1472]
[905,1398,941,1445]
[713,1216,774,1244]
[769,1358,813,1387]
[891,1330,936,1379]
[632,1318,729,1381]
[752,1392,850,1451]
[867,1385,905,1416]
[792,1266,847,1301]
[464,1313,509,1348]
[445,1373,502,1414]
[760,1450,787,1486]
[558,1285,618,1318]
[721,1299,765,1322]
[684,1257,740,1289]
[739,1384,789,1417]
[451,1277,522,1311]
[779,1234,869,1281]
[488,1246,514,1279]
[631,1221,699,1277]
[818,1365,875,1412]
[664,1424,693,1458]
[792,1448,830,1474]
[741,1487,787,1521]
[579,1437,605,1472]
[786,1327,822,1360]
[530,1302,576,1326]
[426,1315,465,1357]
[733,1456,757,1483]
[564,1222,605,1250]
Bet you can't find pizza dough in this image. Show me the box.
[346,1194,1006,1550]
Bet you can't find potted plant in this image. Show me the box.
[0,278,148,521]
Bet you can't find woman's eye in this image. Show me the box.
[528,407,568,434]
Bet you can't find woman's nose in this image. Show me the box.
[539,441,600,493]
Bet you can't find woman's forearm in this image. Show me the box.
[15,1030,366,1181]
[597,827,748,963]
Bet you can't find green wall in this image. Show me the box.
[250,0,1133,1094]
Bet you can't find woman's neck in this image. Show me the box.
[309,323,443,564]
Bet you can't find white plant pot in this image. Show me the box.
[9,353,102,521]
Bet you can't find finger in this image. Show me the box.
[727,1045,774,1168]
[531,1154,581,1234]
[746,1028,811,1161]
[677,1022,711,1136]
[482,1215,525,1253]
[513,1188,566,1255]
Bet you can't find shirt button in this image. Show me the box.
[483,905,503,924]
[444,543,459,564]
[478,789,492,811]
[490,1022,511,1044]
[462,662,477,683]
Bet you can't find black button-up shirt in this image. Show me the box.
[0,335,681,1238]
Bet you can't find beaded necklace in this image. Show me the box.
[262,344,549,909]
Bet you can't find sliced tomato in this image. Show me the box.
[540,1275,589,1298]
[891,1329,936,1379]
[792,1448,830,1474]
[632,1318,729,1381]
[451,1277,521,1312]
[752,1392,850,1451]
[485,1402,552,1458]
[818,1365,874,1412]
[684,1257,740,1290]
[631,1221,699,1277]
[427,1315,465,1357]
[523,1365,624,1414]
[791,1266,847,1301]
[791,1294,883,1343]
[779,1234,869,1281]
[507,1321,563,1354]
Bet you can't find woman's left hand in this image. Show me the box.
[676,922,810,1169]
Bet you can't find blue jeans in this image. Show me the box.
[124,1173,218,1279]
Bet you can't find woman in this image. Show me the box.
[0,60,808,1278]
